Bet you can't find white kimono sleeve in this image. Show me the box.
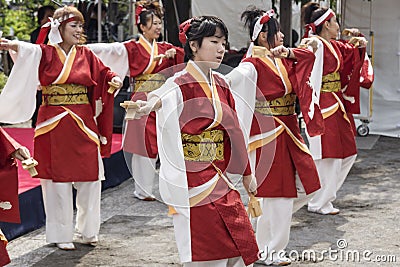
[148,78,190,218]
[0,41,41,123]
[87,42,129,79]
[226,62,258,146]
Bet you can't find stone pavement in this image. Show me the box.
[5,135,400,266]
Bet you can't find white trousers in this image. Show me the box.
[183,257,249,267]
[40,179,101,243]
[131,153,157,197]
[256,176,313,262]
[308,155,357,213]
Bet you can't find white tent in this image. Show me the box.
[192,0,400,138]
[342,0,400,138]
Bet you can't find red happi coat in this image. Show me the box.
[123,35,184,157]
[313,37,365,159]
[0,127,22,267]
[153,61,259,265]
[241,48,323,198]
[0,127,21,223]
[34,44,117,182]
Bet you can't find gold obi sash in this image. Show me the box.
[255,93,296,116]
[42,84,89,105]
[134,73,166,93]
[182,129,224,162]
[321,71,341,93]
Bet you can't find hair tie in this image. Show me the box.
[135,5,147,25]
[179,18,193,45]
[251,9,275,42]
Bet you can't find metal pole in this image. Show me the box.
[97,0,102,42]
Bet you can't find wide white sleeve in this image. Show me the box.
[87,42,129,79]
[226,62,258,146]
[149,80,190,218]
[0,41,41,123]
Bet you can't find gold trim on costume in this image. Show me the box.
[42,84,89,105]
[182,129,224,162]
[315,36,340,73]
[134,73,166,92]
[321,71,341,93]
[252,46,293,94]
[139,36,159,74]
[53,45,77,84]
[185,62,223,129]
[248,117,311,155]
[255,93,296,116]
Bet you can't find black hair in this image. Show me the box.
[183,16,229,61]
[241,5,280,48]
[37,5,55,26]
[302,2,328,36]
[136,1,163,34]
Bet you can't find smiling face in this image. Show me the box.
[60,20,84,47]
[141,15,162,42]
[190,27,227,70]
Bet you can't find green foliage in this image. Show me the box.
[0,71,8,93]
[0,0,55,41]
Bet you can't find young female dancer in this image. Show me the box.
[228,6,324,266]
[88,1,184,201]
[0,6,122,250]
[302,2,368,215]
[134,16,259,267]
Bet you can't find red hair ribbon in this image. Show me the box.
[303,23,316,38]
[36,16,76,44]
[179,18,193,45]
[135,5,147,25]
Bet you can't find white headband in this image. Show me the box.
[314,8,334,27]
[40,14,76,44]
[251,9,275,41]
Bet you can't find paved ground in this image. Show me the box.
[5,134,400,266]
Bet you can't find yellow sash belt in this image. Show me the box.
[255,93,296,116]
[42,84,89,105]
[134,73,166,93]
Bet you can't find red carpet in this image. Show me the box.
[4,128,123,194]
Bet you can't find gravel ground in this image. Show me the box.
[5,135,400,266]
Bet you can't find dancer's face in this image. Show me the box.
[191,27,227,70]
[60,20,84,47]
[325,15,340,39]
[141,15,162,42]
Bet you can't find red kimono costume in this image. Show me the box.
[123,35,184,158]
[0,127,22,266]
[149,61,259,265]
[307,37,365,160]
[306,36,366,215]
[232,47,323,198]
[34,44,117,182]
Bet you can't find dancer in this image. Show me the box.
[0,6,122,250]
[302,2,368,215]
[133,16,259,266]
[228,6,323,266]
[0,127,31,266]
[88,1,184,201]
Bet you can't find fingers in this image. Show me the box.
[19,147,31,159]
[165,48,176,58]
[11,147,31,161]
[270,45,289,58]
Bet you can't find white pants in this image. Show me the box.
[40,179,101,243]
[256,176,313,262]
[183,257,249,267]
[131,153,157,197]
[308,155,357,213]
